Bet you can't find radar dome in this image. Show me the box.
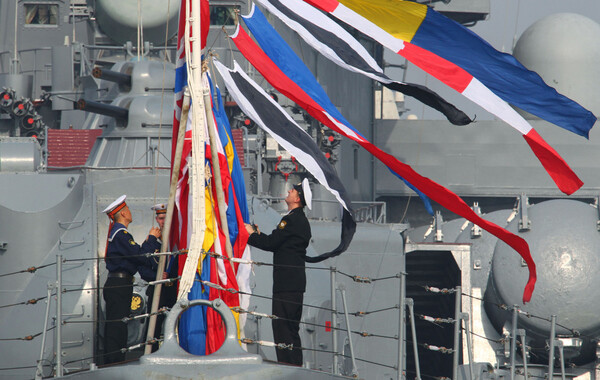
[513,13,600,118]
[95,0,180,45]
[486,199,600,364]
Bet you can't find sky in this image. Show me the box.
[385,0,600,121]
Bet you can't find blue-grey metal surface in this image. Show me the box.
[51,45,75,111]
[244,197,405,377]
[513,13,600,118]
[375,118,600,198]
[57,299,351,379]
[0,74,33,99]
[95,0,180,45]
[0,137,41,172]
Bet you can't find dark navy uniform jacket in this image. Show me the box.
[248,207,311,293]
[105,222,161,277]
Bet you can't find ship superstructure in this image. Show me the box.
[1,1,600,380]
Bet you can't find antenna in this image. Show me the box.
[12,1,18,74]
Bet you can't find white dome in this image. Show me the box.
[513,13,600,118]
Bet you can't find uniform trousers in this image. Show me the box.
[103,276,133,364]
[272,292,304,365]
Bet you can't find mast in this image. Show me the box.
[177,0,207,300]
[143,90,190,354]
[145,0,234,354]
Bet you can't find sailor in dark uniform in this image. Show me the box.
[245,179,312,366]
[143,203,178,352]
[102,195,161,364]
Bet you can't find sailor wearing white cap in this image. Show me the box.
[244,178,312,366]
[102,195,161,364]
[151,203,167,229]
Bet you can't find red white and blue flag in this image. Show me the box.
[298,0,593,196]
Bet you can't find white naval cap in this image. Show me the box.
[302,178,312,210]
[102,194,127,218]
[151,203,167,214]
[293,178,312,210]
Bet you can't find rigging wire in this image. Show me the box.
[242,338,398,370]
[0,325,55,342]
[234,306,398,341]
[2,250,592,343]
[0,263,56,278]
[3,250,596,376]
[0,295,51,310]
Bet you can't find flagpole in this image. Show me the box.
[143,89,191,355]
[203,77,234,259]
[177,0,207,301]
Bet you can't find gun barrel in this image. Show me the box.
[76,99,128,121]
[92,67,132,87]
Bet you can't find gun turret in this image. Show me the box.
[76,99,128,122]
[92,67,132,89]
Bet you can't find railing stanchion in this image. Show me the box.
[339,286,358,377]
[452,286,461,380]
[519,330,528,380]
[558,340,566,380]
[398,272,406,380]
[548,315,557,380]
[462,313,474,380]
[510,305,519,380]
[56,255,63,377]
[34,283,54,380]
[406,299,421,380]
[330,267,338,375]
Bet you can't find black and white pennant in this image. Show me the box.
[215,60,356,262]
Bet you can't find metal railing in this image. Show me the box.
[0,250,585,380]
